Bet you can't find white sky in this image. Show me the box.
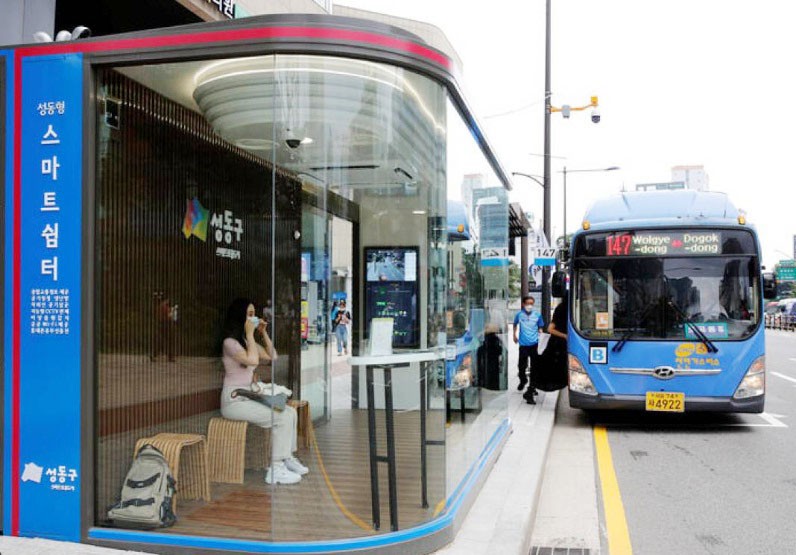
[340,0,796,268]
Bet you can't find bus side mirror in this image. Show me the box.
[552,271,567,298]
[763,272,777,300]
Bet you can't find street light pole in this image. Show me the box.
[511,172,544,188]
[563,166,567,245]
[511,172,544,299]
[542,0,552,324]
[560,166,620,240]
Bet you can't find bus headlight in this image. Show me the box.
[733,356,765,399]
[569,354,597,396]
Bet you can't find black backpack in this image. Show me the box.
[107,444,177,529]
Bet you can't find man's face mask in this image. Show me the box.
[524,303,534,312]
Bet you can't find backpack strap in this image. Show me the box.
[126,473,161,489]
[117,497,156,508]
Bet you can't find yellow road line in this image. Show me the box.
[594,425,633,555]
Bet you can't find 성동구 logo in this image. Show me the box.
[181,197,244,260]
[182,197,209,241]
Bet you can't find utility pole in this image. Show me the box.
[542,0,552,324]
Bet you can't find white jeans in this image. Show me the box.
[220,387,298,462]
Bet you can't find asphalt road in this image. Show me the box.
[587,329,796,555]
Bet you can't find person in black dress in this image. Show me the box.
[524,296,568,403]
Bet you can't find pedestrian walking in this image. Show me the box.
[332,300,351,355]
[513,295,545,403]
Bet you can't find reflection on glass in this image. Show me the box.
[443,99,509,498]
[94,50,509,545]
[267,53,448,540]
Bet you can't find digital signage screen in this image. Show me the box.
[575,229,757,258]
[606,231,722,256]
[364,247,419,348]
[366,247,417,282]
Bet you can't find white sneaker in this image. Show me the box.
[264,462,301,484]
[284,456,309,475]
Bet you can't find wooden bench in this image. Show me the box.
[207,399,310,483]
[207,417,272,484]
[134,433,210,512]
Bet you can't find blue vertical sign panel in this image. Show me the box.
[18,53,82,540]
[2,48,14,535]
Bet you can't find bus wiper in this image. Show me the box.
[612,299,661,353]
[665,298,719,353]
[612,327,637,353]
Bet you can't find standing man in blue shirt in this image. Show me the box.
[513,295,545,404]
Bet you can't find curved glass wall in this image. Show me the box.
[93,50,508,544]
[443,99,510,495]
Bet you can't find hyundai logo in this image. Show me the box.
[653,366,676,380]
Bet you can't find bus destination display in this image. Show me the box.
[606,231,722,256]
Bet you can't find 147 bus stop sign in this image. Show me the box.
[534,247,558,267]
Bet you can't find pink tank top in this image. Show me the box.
[222,338,255,388]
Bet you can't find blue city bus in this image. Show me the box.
[557,190,777,413]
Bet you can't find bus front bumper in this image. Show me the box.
[569,390,765,413]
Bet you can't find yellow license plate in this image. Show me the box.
[645,392,685,412]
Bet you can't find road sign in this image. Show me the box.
[778,266,796,281]
[534,247,557,267]
[779,259,796,268]
[481,247,508,259]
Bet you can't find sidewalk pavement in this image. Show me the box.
[0,536,150,554]
[433,355,559,555]
[0,345,559,555]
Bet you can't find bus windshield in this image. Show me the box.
[573,256,761,341]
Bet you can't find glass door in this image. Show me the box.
[301,203,331,421]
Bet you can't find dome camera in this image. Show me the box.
[591,108,601,124]
[285,138,302,149]
[32,31,53,43]
[71,26,92,40]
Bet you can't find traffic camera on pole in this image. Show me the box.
[551,95,600,124]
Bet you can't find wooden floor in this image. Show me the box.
[162,408,447,542]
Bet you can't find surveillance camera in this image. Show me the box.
[55,30,72,42]
[285,138,302,149]
[71,26,91,40]
[591,108,601,124]
[32,31,53,43]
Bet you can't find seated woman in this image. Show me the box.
[220,298,308,485]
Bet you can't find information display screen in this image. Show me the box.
[365,282,419,347]
[366,247,417,282]
[575,229,757,258]
[606,231,722,256]
[364,247,419,348]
